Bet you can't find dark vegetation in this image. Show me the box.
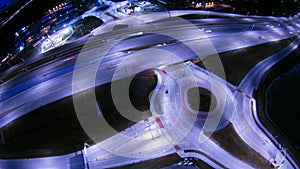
[0,71,157,158]
[195,37,295,85]
[187,87,217,112]
[254,44,300,166]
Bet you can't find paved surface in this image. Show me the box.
[0,9,300,169]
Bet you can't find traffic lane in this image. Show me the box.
[152,80,251,169]
[0,55,78,98]
[184,128,253,169]
[233,94,295,169]
[0,154,78,169]
[0,71,241,169]
[233,38,300,167]
[0,45,181,129]
[0,38,85,78]
[231,39,300,168]
[167,10,289,25]
[0,25,290,96]
[239,38,299,94]
[0,49,152,127]
[0,11,294,80]
[0,11,296,168]
[0,17,293,87]
[0,50,288,169]
[0,27,295,104]
[156,64,231,133]
[0,27,237,94]
[0,30,188,90]
[0,24,296,124]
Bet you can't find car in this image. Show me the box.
[205,29,213,33]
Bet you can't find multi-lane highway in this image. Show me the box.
[0,9,300,169]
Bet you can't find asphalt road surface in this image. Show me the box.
[0,10,300,169]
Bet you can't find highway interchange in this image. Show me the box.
[0,6,300,169]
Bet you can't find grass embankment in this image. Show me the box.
[0,72,156,158]
[254,44,300,167]
[206,123,273,168]
[196,37,296,85]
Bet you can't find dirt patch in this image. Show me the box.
[254,45,300,167]
[266,64,300,147]
[96,74,156,132]
[0,93,91,159]
[195,37,296,85]
[112,153,182,169]
[206,123,273,168]
[187,87,217,112]
[129,72,157,112]
[0,71,157,158]
[113,153,211,169]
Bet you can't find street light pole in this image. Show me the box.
[83,143,90,169]
[251,24,255,31]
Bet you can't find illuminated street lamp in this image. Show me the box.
[232,7,236,14]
